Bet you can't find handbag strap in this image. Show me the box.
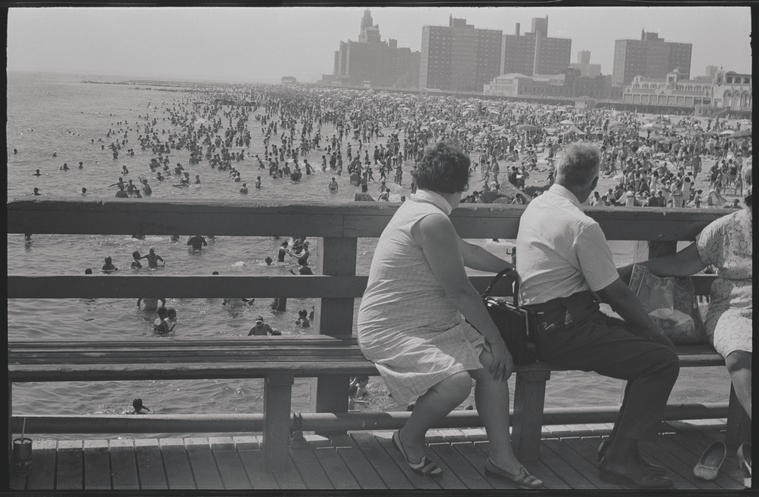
[482,267,519,306]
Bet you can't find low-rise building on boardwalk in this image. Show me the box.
[622,68,751,114]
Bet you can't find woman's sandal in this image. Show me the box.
[484,458,545,489]
[392,430,443,478]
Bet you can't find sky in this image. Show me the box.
[6,6,752,84]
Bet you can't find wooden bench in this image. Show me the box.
[8,199,749,476]
[8,334,748,468]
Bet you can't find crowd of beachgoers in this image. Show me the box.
[22,82,750,209]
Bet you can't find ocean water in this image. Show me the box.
[7,72,729,429]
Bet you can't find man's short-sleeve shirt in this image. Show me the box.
[516,184,619,305]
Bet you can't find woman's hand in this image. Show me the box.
[488,338,514,381]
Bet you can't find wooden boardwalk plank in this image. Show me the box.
[83,439,111,490]
[473,439,569,489]
[238,449,280,489]
[559,438,617,489]
[210,437,252,489]
[541,439,598,489]
[271,454,307,490]
[109,439,139,490]
[134,439,167,490]
[289,443,334,489]
[375,432,441,490]
[185,437,223,489]
[430,442,489,489]
[637,439,699,489]
[160,438,196,490]
[336,443,387,489]
[349,432,414,489]
[664,431,741,489]
[313,447,361,489]
[56,440,83,490]
[26,439,56,490]
[666,421,744,488]
[545,437,615,490]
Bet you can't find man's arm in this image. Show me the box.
[596,278,671,345]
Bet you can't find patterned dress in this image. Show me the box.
[696,208,752,358]
[357,190,486,405]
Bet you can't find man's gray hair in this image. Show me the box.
[557,143,601,188]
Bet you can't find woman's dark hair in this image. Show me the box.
[415,142,470,194]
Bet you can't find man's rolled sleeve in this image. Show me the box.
[576,223,619,291]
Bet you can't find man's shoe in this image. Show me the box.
[599,460,674,489]
[597,438,667,476]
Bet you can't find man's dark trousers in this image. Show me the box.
[529,292,680,442]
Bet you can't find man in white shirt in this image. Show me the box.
[515,143,679,489]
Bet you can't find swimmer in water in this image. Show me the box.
[240,183,248,194]
[153,306,175,335]
[79,161,84,169]
[122,165,129,175]
[139,247,165,268]
[137,297,166,311]
[156,172,164,181]
[33,169,42,176]
[81,187,87,195]
[60,163,69,171]
[264,256,273,266]
[131,250,143,269]
[102,256,118,273]
[195,175,201,185]
[248,316,281,336]
[328,177,338,193]
[32,188,41,196]
[170,235,180,242]
[85,268,93,274]
[187,235,207,250]
[132,398,151,414]
[255,176,262,189]
[139,177,152,196]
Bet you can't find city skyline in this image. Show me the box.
[7,7,751,84]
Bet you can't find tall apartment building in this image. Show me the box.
[328,9,420,88]
[419,16,502,92]
[569,50,601,78]
[500,17,571,77]
[612,30,692,85]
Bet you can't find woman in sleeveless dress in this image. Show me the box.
[357,142,543,488]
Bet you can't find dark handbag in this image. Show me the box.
[481,268,538,365]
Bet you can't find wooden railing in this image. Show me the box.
[7,199,736,475]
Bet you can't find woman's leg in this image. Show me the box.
[470,349,522,473]
[399,372,472,463]
[725,350,752,419]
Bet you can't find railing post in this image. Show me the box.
[4,381,10,488]
[311,237,357,434]
[263,374,294,471]
[512,369,550,462]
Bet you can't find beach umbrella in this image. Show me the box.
[729,129,751,138]
[641,123,662,130]
[543,127,557,135]
[559,119,574,125]
[719,129,735,136]
[517,124,539,132]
